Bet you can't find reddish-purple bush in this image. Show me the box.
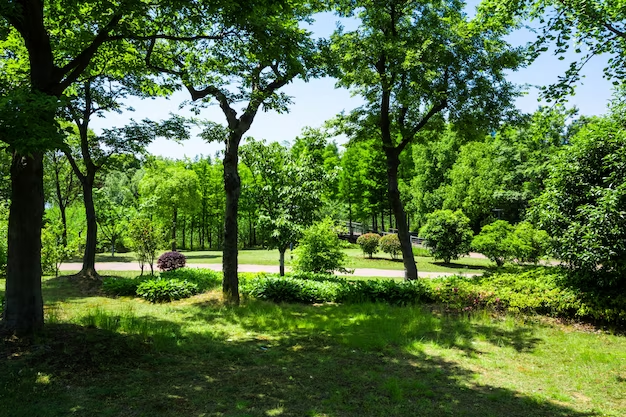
[157,251,187,271]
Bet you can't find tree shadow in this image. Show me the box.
[431,261,489,271]
[180,253,221,261]
[0,302,604,417]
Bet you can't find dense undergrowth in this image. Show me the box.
[100,267,625,327]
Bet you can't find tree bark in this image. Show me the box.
[3,152,45,334]
[279,248,286,277]
[222,135,241,303]
[53,154,69,246]
[79,175,99,279]
[171,207,177,251]
[384,150,418,280]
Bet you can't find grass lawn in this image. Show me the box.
[1,275,624,417]
[90,248,492,274]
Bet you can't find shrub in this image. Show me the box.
[471,220,515,267]
[292,218,349,274]
[511,222,550,264]
[160,268,221,291]
[157,251,187,272]
[136,279,199,303]
[420,209,473,263]
[379,234,401,259]
[128,217,162,275]
[102,276,147,296]
[530,118,626,289]
[356,233,381,258]
[339,279,427,305]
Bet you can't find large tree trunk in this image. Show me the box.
[384,150,418,280]
[79,175,99,280]
[3,152,45,334]
[222,136,241,304]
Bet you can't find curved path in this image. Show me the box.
[59,262,477,278]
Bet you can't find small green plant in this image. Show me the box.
[292,218,349,274]
[379,234,401,259]
[356,233,381,258]
[160,268,222,292]
[511,222,550,264]
[420,209,473,263]
[102,276,147,296]
[136,279,199,303]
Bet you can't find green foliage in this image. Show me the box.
[293,218,349,274]
[0,203,7,275]
[356,233,380,258]
[471,220,516,267]
[159,268,222,292]
[425,267,626,325]
[511,222,550,264]
[531,116,626,288]
[136,279,199,303]
[102,276,147,297]
[41,220,75,276]
[157,251,187,271]
[128,217,162,275]
[379,234,401,260]
[241,273,428,305]
[420,210,473,263]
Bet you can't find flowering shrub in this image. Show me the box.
[356,233,381,258]
[157,251,186,271]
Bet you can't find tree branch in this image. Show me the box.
[396,100,447,154]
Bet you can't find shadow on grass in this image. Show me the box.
[179,253,221,261]
[431,261,489,271]
[0,301,597,417]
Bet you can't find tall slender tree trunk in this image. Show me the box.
[80,175,99,279]
[171,207,177,251]
[279,247,286,277]
[181,215,186,250]
[384,150,418,280]
[190,218,194,251]
[4,152,45,334]
[222,135,241,303]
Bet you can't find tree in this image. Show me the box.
[147,2,324,302]
[530,115,626,288]
[420,209,473,264]
[478,0,626,98]
[356,233,381,258]
[472,220,516,267]
[241,138,329,276]
[0,0,205,333]
[139,160,200,252]
[128,216,162,276]
[331,0,523,280]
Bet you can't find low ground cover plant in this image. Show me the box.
[102,268,221,302]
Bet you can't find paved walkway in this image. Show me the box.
[59,262,477,278]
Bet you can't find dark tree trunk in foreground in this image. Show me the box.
[3,152,45,334]
[79,175,99,279]
[384,150,418,280]
[222,136,241,303]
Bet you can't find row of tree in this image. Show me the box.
[2,0,624,333]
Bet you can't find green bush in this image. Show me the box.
[511,222,550,264]
[293,218,349,274]
[241,275,344,303]
[160,268,222,291]
[356,233,381,258]
[471,220,515,266]
[339,279,428,305]
[136,279,199,303]
[379,234,401,259]
[424,267,626,325]
[420,209,473,263]
[102,276,147,296]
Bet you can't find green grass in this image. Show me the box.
[1,275,624,417]
[87,248,492,274]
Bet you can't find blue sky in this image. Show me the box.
[90,6,615,159]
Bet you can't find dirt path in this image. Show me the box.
[59,262,477,278]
